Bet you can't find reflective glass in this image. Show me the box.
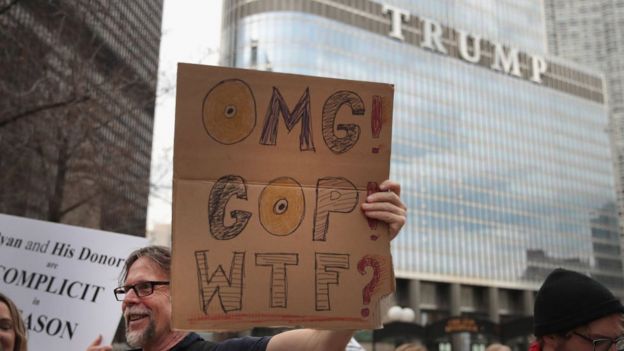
[226,1,623,295]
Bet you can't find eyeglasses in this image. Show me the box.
[113,281,170,301]
[572,331,624,351]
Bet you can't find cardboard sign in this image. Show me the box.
[171,64,394,330]
[0,214,147,350]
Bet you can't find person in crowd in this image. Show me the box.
[88,180,407,351]
[395,342,427,351]
[345,337,365,351]
[0,292,27,351]
[485,343,510,351]
[529,268,624,351]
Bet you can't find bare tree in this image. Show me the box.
[0,1,162,235]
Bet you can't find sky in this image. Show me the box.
[146,0,223,231]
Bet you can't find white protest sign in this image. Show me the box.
[0,214,148,350]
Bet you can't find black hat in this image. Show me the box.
[533,268,624,337]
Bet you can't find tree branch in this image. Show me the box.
[0,0,19,15]
[59,190,101,220]
[0,95,90,128]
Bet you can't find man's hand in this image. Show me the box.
[86,335,112,351]
[361,179,406,240]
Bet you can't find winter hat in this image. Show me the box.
[533,268,624,337]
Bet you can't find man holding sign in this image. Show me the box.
[89,64,404,350]
[87,179,406,351]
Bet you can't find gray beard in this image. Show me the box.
[126,318,156,348]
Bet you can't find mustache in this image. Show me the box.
[124,306,152,319]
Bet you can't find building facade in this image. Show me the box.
[543,0,624,259]
[221,0,623,350]
[0,1,162,235]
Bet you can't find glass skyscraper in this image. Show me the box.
[221,0,622,348]
[544,0,624,261]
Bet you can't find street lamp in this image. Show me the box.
[387,305,416,323]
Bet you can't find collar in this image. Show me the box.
[170,332,203,351]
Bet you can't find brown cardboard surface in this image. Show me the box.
[171,64,395,330]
